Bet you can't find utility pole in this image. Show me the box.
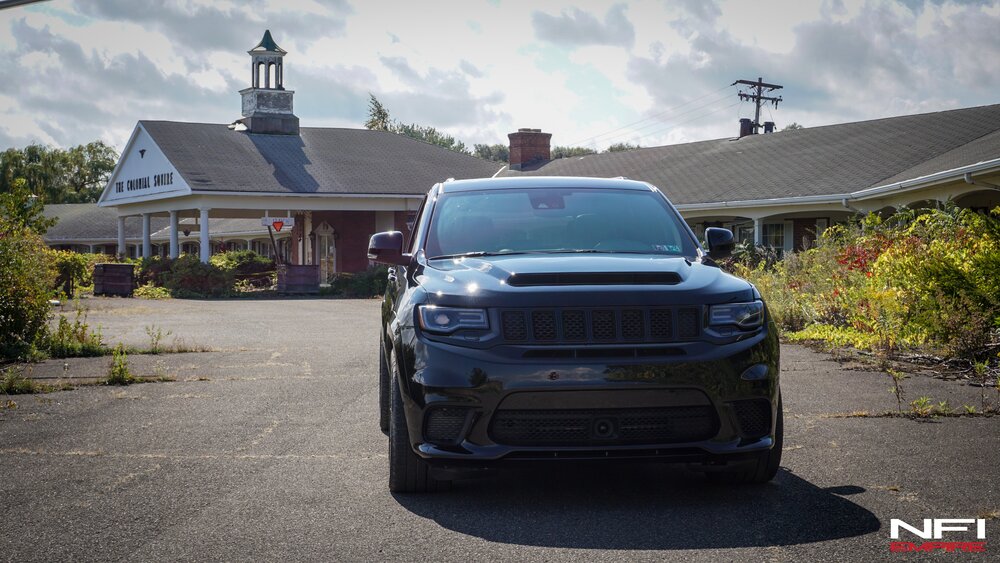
[733,77,783,134]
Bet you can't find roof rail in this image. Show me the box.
[444,177,456,182]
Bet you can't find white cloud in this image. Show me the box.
[0,0,997,155]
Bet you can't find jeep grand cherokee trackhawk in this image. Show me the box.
[369,177,781,493]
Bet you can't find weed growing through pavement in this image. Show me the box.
[886,368,907,413]
[46,306,105,358]
[910,396,933,418]
[105,344,135,385]
[145,325,173,354]
[0,367,37,394]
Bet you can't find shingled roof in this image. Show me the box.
[505,104,1000,205]
[42,204,166,242]
[141,121,503,196]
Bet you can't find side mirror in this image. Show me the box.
[704,227,735,260]
[368,231,409,265]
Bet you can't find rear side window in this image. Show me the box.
[424,188,697,258]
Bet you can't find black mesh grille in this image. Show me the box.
[501,306,702,344]
[731,399,772,439]
[562,310,586,340]
[490,406,718,446]
[531,310,557,340]
[650,309,673,341]
[424,407,470,444]
[502,311,527,341]
[621,309,644,340]
[592,310,617,340]
[678,308,700,338]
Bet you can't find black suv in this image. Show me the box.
[370,177,781,493]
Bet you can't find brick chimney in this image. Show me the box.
[508,128,551,170]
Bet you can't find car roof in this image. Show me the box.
[437,176,656,193]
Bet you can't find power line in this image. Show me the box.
[584,90,735,147]
[565,84,734,147]
[629,101,742,146]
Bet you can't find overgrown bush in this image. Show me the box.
[160,254,234,298]
[137,256,175,286]
[0,221,56,360]
[134,283,171,299]
[50,250,90,297]
[211,250,275,289]
[736,204,1000,361]
[326,266,390,298]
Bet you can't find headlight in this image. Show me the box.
[418,305,489,333]
[708,301,764,330]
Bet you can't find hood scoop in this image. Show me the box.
[507,272,682,287]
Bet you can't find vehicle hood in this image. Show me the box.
[416,254,755,308]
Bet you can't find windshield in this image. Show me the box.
[424,187,698,259]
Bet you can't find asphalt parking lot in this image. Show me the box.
[2,298,998,561]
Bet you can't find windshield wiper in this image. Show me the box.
[427,250,531,260]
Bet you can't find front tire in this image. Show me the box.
[387,351,446,493]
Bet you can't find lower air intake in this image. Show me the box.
[490,406,718,447]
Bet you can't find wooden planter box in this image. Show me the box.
[93,263,135,297]
[277,264,320,294]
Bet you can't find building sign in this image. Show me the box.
[262,216,295,232]
[114,172,174,194]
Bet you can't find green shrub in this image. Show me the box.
[210,250,273,275]
[134,283,171,300]
[327,266,389,297]
[161,254,234,298]
[137,256,175,286]
[741,205,1000,361]
[211,250,275,290]
[0,221,56,360]
[51,250,90,297]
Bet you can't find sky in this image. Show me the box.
[1,0,999,155]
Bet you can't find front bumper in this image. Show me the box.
[397,325,780,466]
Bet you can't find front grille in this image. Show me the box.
[502,311,527,341]
[731,399,772,439]
[490,406,718,446]
[500,307,702,344]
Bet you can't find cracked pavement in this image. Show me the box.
[2,298,997,561]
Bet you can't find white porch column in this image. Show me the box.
[169,211,179,259]
[117,216,126,257]
[141,214,151,258]
[753,218,763,245]
[199,208,211,263]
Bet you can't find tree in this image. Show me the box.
[393,122,470,154]
[783,122,804,131]
[364,93,391,131]
[363,94,471,155]
[551,146,597,159]
[62,142,118,203]
[0,178,55,235]
[605,142,641,153]
[0,141,117,205]
[473,143,509,163]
